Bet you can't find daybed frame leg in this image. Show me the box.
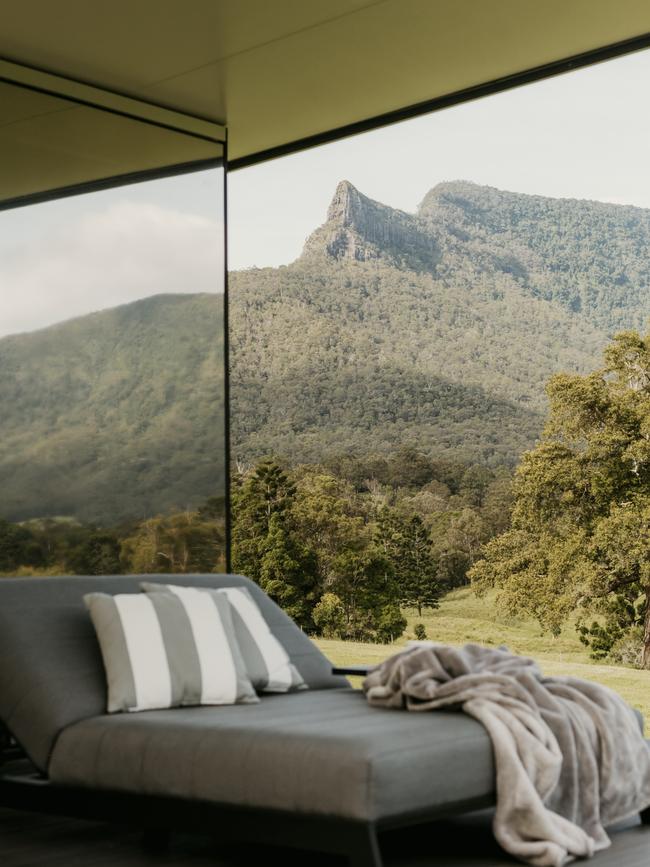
[348,823,384,867]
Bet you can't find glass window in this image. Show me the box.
[0,165,226,575]
[229,49,650,712]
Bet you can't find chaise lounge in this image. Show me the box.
[0,573,648,867]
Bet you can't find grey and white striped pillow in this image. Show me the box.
[141,583,307,693]
[85,589,258,713]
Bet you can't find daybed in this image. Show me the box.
[0,574,647,867]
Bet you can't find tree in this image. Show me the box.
[480,473,515,536]
[375,601,408,644]
[0,520,44,572]
[459,465,493,508]
[385,448,435,489]
[289,468,406,641]
[313,593,346,638]
[231,461,319,629]
[197,496,225,520]
[377,510,441,616]
[231,460,298,580]
[436,548,471,592]
[414,623,428,641]
[257,514,318,628]
[68,532,122,575]
[121,510,224,574]
[327,544,404,642]
[470,330,650,667]
[445,508,486,567]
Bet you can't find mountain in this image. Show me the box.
[4,180,650,524]
[229,180,650,467]
[0,294,224,524]
[417,181,650,329]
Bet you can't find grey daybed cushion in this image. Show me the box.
[85,590,258,712]
[49,689,496,821]
[0,574,346,772]
[141,582,306,693]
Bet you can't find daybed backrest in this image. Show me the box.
[0,573,345,773]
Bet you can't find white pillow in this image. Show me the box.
[85,589,258,712]
[141,583,307,693]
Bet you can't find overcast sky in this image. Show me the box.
[3,47,650,338]
[0,170,224,338]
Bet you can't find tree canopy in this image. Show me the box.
[470,330,650,667]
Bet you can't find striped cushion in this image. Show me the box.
[85,589,258,713]
[141,583,307,693]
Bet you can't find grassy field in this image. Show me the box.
[314,587,650,722]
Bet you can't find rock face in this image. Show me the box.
[303,177,650,332]
[302,180,440,271]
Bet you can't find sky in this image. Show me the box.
[3,46,650,338]
[0,171,224,338]
[228,47,650,269]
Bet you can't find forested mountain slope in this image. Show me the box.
[2,180,650,523]
[418,181,650,328]
[0,294,224,523]
[230,180,648,465]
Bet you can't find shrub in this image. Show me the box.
[414,623,428,641]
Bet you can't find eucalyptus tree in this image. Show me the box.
[471,331,650,667]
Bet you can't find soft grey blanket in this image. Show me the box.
[363,643,650,867]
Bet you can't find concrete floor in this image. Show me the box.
[2,806,650,867]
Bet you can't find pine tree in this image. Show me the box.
[231,461,318,629]
[258,514,318,629]
[377,510,441,616]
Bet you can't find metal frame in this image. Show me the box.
[0,156,224,213]
[0,770,379,866]
[0,54,226,213]
[333,665,372,677]
[0,56,226,144]
[223,135,232,572]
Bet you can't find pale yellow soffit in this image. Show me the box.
[2,0,650,172]
[0,57,226,143]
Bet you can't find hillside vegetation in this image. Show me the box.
[4,180,650,522]
[230,180,650,467]
[0,294,224,523]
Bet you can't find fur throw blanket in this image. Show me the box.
[364,643,650,866]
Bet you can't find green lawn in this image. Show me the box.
[314,587,650,723]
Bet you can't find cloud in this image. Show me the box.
[0,200,223,338]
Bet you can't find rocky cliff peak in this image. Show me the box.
[301,180,440,271]
[326,180,371,225]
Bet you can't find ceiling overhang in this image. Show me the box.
[1,0,650,203]
[0,59,225,208]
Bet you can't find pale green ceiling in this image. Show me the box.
[0,79,222,204]
[1,0,650,201]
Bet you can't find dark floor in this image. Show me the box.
[1,807,650,867]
